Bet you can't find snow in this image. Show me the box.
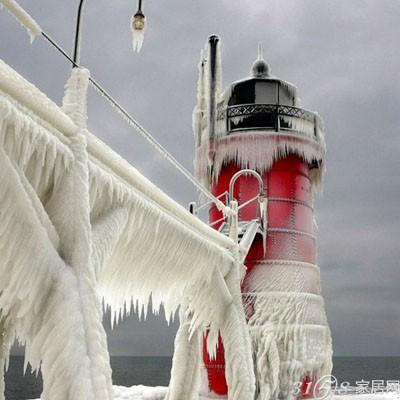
[31,386,167,400]
[0,0,41,42]
[112,386,168,400]
[31,385,400,400]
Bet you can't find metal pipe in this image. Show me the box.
[228,169,264,203]
[208,35,219,143]
[73,0,86,66]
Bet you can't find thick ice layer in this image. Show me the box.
[0,62,255,399]
[193,51,208,147]
[0,0,41,42]
[243,260,333,400]
[195,131,326,191]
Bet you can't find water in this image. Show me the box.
[5,356,172,400]
[5,356,400,400]
[332,357,400,387]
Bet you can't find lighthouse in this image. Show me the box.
[193,36,333,399]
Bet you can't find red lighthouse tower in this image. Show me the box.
[193,36,332,399]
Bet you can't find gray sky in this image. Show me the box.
[1,0,399,357]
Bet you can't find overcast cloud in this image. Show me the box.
[1,0,399,357]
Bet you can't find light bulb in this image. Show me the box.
[131,11,146,53]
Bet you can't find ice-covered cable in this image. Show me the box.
[88,77,229,214]
[0,0,41,42]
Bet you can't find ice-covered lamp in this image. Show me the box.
[131,0,146,53]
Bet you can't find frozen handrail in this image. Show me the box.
[0,59,235,250]
[238,195,259,211]
[87,133,235,249]
[228,169,265,203]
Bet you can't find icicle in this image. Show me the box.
[258,194,267,255]
[242,260,333,400]
[0,0,41,43]
[195,131,326,191]
[281,115,315,138]
[131,0,146,53]
[0,143,113,400]
[0,96,73,201]
[280,80,297,100]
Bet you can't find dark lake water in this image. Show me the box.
[5,356,400,399]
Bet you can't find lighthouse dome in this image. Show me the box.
[224,76,297,108]
[251,58,270,78]
[213,46,324,138]
[220,46,298,109]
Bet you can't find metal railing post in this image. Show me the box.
[72,0,86,66]
[228,169,264,204]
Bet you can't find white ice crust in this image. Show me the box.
[0,61,255,400]
[32,385,400,400]
[0,0,41,42]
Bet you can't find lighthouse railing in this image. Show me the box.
[223,103,323,142]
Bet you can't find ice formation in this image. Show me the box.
[243,261,333,399]
[195,131,326,190]
[0,60,255,400]
[0,0,41,42]
[131,15,146,53]
[193,50,208,148]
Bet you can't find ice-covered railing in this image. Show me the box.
[0,58,255,400]
[224,103,323,139]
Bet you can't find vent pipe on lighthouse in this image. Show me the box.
[207,35,222,166]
